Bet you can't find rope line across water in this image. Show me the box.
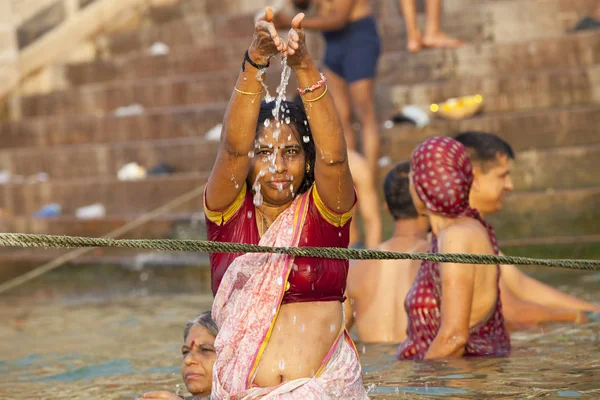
[0,233,599,271]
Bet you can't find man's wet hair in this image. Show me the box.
[454,132,515,171]
[384,161,419,221]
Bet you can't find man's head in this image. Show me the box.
[384,161,419,220]
[454,132,515,216]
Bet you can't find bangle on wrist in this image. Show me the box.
[297,73,327,96]
[242,49,270,72]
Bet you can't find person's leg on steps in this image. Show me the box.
[349,78,380,183]
[324,67,357,151]
[398,0,422,52]
[422,0,463,48]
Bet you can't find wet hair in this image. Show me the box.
[454,132,515,171]
[183,311,218,341]
[383,161,419,220]
[256,100,315,194]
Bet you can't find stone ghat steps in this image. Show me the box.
[95,0,598,59]
[64,30,600,90]
[379,64,600,119]
[0,214,201,240]
[1,131,599,193]
[1,186,598,243]
[0,103,226,149]
[16,59,600,120]
[0,173,206,217]
[97,7,483,61]
[2,102,599,152]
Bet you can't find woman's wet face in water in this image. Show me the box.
[248,121,306,206]
[181,325,216,396]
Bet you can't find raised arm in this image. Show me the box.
[500,262,600,312]
[205,9,286,211]
[286,14,355,212]
[275,0,355,32]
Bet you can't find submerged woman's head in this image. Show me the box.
[409,136,473,217]
[248,100,316,207]
[181,312,218,396]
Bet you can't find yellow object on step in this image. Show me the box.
[430,94,484,120]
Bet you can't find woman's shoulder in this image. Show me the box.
[439,218,490,249]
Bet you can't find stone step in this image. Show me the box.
[380,64,600,119]
[19,55,600,120]
[489,186,600,239]
[97,8,483,59]
[0,173,207,217]
[382,105,600,156]
[0,137,220,180]
[64,30,600,88]
[17,66,290,119]
[0,214,202,240]
[0,103,226,149]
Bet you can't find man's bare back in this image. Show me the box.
[346,236,428,343]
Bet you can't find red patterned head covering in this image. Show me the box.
[410,136,473,217]
[410,136,499,254]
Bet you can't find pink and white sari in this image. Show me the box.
[211,191,367,399]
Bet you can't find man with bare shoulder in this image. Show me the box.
[348,149,382,249]
[455,132,600,327]
[274,0,382,182]
[345,161,429,343]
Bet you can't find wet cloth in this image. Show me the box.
[211,190,367,399]
[322,16,381,83]
[205,184,353,304]
[397,136,511,360]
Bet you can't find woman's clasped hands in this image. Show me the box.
[249,8,311,70]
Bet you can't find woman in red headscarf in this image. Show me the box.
[397,136,511,360]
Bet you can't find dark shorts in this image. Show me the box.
[323,16,381,83]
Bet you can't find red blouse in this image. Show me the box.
[205,185,354,304]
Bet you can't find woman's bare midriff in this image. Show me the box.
[252,301,343,387]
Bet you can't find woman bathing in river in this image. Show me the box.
[139,312,217,400]
[398,136,511,360]
[204,8,367,399]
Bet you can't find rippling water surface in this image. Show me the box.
[1,265,599,399]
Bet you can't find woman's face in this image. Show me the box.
[409,172,427,215]
[180,325,216,396]
[248,122,306,206]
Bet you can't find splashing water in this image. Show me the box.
[256,68,273,103]
[303,136,310,143]
[175,384,181,396]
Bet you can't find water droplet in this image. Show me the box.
[311,283,315,291]
[279,359,285,370]
[306,265,311,273]
[304,120,308,125]
[362,345,366,354]
[247,211,253,219]
[300,324,305,332]
[286,109,290,114]
[243,77,247,81]
[234,183,239,189]
[272,307,277,315]
[293,315,297,324]
[303,136,310,143]
[253,191,263,207]
[285,117,291,124]
[292,263,299,271]
[276,277,283,286]
[248,151,255,158]
[264,119,271,127]
[330,324,335,332]
[338,232,342,237]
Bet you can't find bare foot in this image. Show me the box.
[422,32,464,49]
[406,31,423,53]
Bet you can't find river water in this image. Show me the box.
[1,263,599,399]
